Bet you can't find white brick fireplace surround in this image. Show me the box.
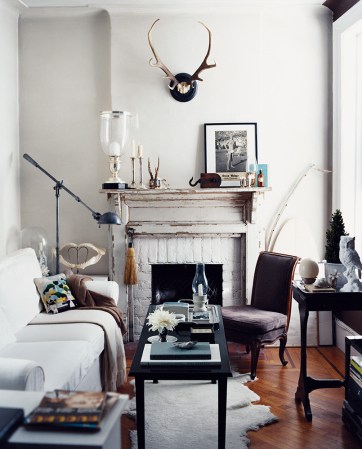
[104,188,269,341]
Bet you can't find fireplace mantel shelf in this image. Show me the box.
[100,187,270,227]
[100,186,270,198]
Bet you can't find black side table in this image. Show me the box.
[292,282,362,421]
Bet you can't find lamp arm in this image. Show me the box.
[23,153,100,221]
[60,183,100,221]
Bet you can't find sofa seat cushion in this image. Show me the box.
[221,305,287,334]
[0,340,97,391]
[15,323,104,358]
[0,249,42,332]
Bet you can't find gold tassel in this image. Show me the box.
[124,229,138,285]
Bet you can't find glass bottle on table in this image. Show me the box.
[192,263,208,296]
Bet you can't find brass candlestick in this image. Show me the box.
[138,156,147,189]
[130,157,137,189]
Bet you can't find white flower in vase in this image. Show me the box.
[147,309,177,333]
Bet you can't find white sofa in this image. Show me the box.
[0,248,126,392]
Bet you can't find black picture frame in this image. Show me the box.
[204,122,258,180]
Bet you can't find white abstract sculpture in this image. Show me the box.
[57,243,106,272]
[339,236,362,292]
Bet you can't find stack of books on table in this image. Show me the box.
[24,390,119,432]
[350,356,362,411]
[343,355,362,443]
[141,342,221,366]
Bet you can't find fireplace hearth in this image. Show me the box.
[151,263,223,305]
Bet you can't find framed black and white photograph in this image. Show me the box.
[204,123,258,179]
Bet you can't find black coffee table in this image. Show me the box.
[129,305,232,449]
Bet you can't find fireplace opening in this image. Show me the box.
[151,264,223,305]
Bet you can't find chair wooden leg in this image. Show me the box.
[279,335,288,366]
[250,340,261,380]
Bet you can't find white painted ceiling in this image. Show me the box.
[18,0,325,8]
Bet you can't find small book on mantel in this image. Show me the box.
[150,342,211,360]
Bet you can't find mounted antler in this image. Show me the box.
[190,22,216,86]
[148,19,179,91]
[147,19,216,102]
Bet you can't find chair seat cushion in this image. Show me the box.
[221,305,287,334]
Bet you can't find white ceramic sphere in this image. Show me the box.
[299,258,319,279]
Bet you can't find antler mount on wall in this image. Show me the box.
[148,19,216,102]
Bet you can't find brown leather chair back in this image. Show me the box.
[251,251,298,319]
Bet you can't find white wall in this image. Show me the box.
[109,3,332,261]
[19,8,112,274]
[18,3,332,275]
[0,0,21,258]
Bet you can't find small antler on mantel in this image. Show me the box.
[154,157,160,179]
[148,158,154,180]
[148,157,161,188]
[148,157,160,180]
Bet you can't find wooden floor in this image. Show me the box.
[118,342,361,449]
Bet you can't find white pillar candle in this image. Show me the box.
[138,144,143,158]
[131,140,136,157]
[198,283,203,296]
[109,141,121,156]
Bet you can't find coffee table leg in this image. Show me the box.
[218,377,227,449]
[135,376,146,449]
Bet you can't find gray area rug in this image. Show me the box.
[127,374,278,449]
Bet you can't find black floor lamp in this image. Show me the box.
[23,153,122,274]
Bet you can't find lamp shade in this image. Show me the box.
[97,212,122,225]
[100,111,131,157]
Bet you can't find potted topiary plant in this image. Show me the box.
[324,209,348,289]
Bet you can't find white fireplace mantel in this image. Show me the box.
[102,187,269,230]
[101,187,270,340]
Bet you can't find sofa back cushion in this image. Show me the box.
[0,248,42,332]
[0,308,16,350]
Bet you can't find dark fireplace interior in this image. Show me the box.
[151,264,223,305]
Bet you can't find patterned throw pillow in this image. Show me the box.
[34,274,77,314]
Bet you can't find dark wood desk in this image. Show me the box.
[129,305,232,449]
[292,282,362,421]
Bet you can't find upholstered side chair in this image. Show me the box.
[221,251,299,379]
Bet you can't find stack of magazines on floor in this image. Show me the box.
[24,390,119,432]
